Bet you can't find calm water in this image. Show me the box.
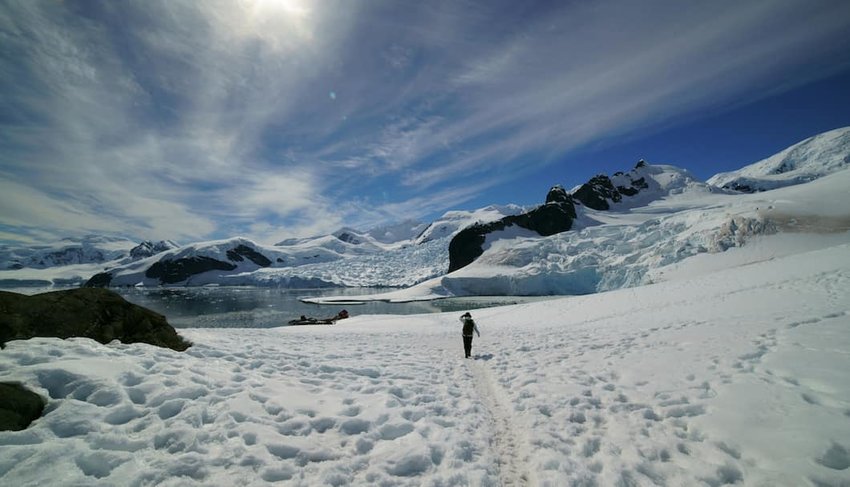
[105,287,555,328]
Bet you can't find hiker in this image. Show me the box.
[459,312,480,358]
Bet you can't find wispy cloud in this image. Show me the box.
[1,0,849,244]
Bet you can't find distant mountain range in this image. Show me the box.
[0,236,178,271]
[1,126,848,292]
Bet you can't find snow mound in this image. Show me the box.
[708,126,850,192]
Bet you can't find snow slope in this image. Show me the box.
[1,235,848,486]
[707,126,850,192]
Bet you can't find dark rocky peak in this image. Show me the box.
[130,240,178,260]
[572,174,619,210]
[546,185,570,204]
[572,161,653,210]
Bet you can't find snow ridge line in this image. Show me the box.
[471,359,534,486]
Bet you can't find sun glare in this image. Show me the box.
[248,0,310,18]
[235,0,315,48]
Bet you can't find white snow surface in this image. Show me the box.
[707,126,850,192]
[2,233,849,486]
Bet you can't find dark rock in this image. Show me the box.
[617,185,640,197]
[519,201,576,236]
[225,245,272,267]
[572,174,619,210]
[631,177,649,189]
[84,271,113,288]
[723,182,755,193]
[0,383,45,431]
[573,169,652,210]
[545,185,570,204]
[636,159,647,168]
[448,224,491,272]
[0,288,190,351]
[448,189,576,272]
[145,257,237,284]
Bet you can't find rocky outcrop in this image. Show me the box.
[573,161,651,210]
[0,288,190,351]
[0,383,45,431]
[572,174,620,210]
[448,186,576,272]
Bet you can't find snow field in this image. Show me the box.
[1,241,849,486]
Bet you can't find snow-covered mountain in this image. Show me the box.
[572,161,719,211]
[707,126,850,192]
[71,206,526,288]
[367,220,431,245]
[414,205,526,244]
[312,164,850,304]
[0,235,138,270]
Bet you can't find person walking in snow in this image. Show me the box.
[460,312,480,358]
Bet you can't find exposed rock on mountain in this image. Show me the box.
[0,288,190,351]
[85,238,284,287]
[572,161,712,212]
[225,244,272,267]
[572,160,665,210]
[448,186,576,272]
[129,240,178,260]
[145,257,238,284]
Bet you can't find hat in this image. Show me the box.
[461,312,471,318]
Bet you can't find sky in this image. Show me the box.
[2,0,850,245]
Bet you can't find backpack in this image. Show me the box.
[462,318,475,336]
